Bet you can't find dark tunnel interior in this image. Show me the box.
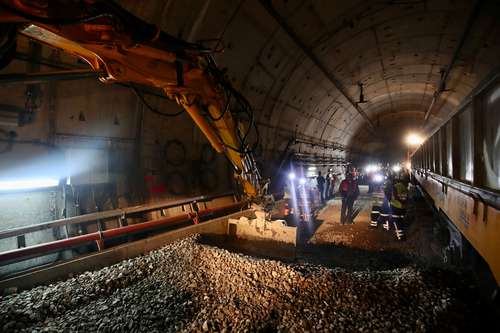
[0,1,499,332]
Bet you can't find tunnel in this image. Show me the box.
[0,0,499,331]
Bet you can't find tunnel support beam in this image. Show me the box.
[258,0,375,131]
[423,0,483,123]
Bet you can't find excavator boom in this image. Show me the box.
[0,0,261,197]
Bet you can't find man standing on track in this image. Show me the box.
[330,173,337,198]
[389,177,408,240]
[316,171,326,203]
[339,172,360,224]
[325,172,331,200]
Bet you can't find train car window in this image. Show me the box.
[437,130,443,175]
[425,138,433,171]
[420,144,424,170]
[417,149,421,169]
[432,135,436,173]
[425,141,430,171]
[420,149,423,169]
[483,81,500,190]
[429,136,434,172]
[414,149,418,169]
[446,121,453,178]
[458,104,474,183]
[419,144,423,170]
[422,142,426,170]
[434,134,440,174]
[423,141,427,170]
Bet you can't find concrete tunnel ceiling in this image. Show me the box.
[116,0,500,163]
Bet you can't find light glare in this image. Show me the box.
[405,133,424,146]
[365,164,380,173]
[373,174,384,183]
[299,177,306,185]
[288,172,296,180]
[0,178,59,191]
[392,165,402,172]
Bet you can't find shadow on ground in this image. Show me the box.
[297,243,414,271]
[199,233,415,271]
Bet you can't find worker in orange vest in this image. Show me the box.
[339,172,360,224]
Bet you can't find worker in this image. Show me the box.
[283,182,293,216]
[316,171,326,203]
[330,173,337,198]
[261,178,270,195]
[325,172,331,200]
[390,177,408,241]
[379,176,393,231]
[339,172,360,224]
[369,202,381,228]
[367,172,373,193]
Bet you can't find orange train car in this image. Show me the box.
[411,72,500,297]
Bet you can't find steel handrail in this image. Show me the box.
[0,201,247,266]
[0,191,235,240]
[414,170,500,210]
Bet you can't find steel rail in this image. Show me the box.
[0,192,235,240]
[0,201,246,265]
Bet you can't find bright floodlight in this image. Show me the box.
[0,178,59,191]
[365,164,380,173]
[288,172,296,180]
[373,174,384,183]
[392,165,402,172]
[405,133,423,146]
[299,177,306,185]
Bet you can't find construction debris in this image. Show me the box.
[228,210,296,245]
[0,235,488,332]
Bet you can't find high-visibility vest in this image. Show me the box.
[390,182,408,209]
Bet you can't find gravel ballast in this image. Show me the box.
[0,235,488,332]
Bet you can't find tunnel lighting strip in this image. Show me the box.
[0,178,59,191]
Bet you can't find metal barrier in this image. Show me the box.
[0,192,245,266]
[0,192,235,240]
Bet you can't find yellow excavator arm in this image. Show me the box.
[0,0,261,197]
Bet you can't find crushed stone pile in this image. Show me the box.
[0,235,481,332]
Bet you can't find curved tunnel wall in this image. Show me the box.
[118,0,500,166]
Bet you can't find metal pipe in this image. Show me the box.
[0,233,100,265]
[423,0,483,122]
[0,69,106,84]
[0,201,246,265]
[258,0,375,131]
[0,192,234,240]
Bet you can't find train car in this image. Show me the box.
[411,71,500,297]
